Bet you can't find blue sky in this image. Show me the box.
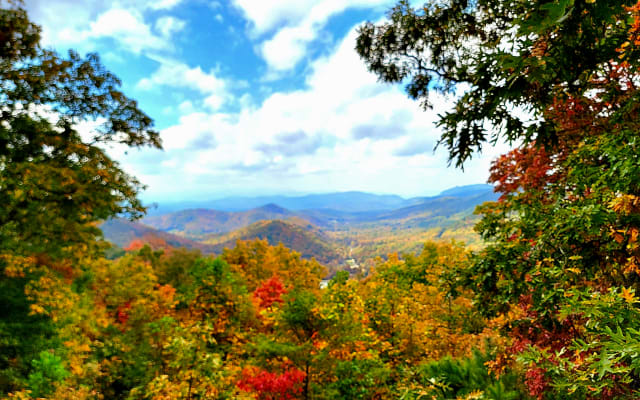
[28,0,509,202]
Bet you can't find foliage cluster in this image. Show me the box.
[2,235,529,399]
[358,0,640,397]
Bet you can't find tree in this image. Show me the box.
[356,0,637,166]
[358,0,640,397]
[0,2,161,394]
[0,1,161,261]
[222,239,325,293]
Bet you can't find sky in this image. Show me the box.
[27,0,510,202]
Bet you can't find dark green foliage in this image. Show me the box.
[282,290,325,341]
[326,359,390,400]
[329,270,349,286]
[356,0,637,166]
[154,248,202,295]
[0,275,56,394]
[412,349,527,399]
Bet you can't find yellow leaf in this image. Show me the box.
[621,287,636,304]
[29,304,46,315]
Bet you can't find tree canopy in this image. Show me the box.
[0,2,162,394]
[356,0,638,166]
[359,0,640,396]
[0,2,161,260]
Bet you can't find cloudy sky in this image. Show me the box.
[28,0,509,202]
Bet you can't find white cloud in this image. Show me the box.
[147,0,185,10]
[118,27,507,200]
[232,0,393,71]
[27,1,182,55]
[203,94,225,111]
[260,23,316,71]
[160,112,219,150]
[137,57,238,111]
[231,0,322,35]
[155,16,186,39]
[137,60,227,94]
[178,100,195,114]
[85,9,167,53]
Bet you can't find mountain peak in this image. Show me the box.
[257,203,288,214]
[438,184,494,197]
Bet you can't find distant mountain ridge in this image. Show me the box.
[142,203,310,238]
[101,184,498,266]
[438,184,495,197]
[145,184,494,215]
[147,192,409,215]
[141,185,498,235]
[372,190,498,228]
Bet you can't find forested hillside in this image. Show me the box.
[204,220,343,267]
[103,186,496,271]
[3,0,640,399]
[142,204,301,237]
[100,219,218,254]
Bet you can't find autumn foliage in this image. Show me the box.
[6,0,640,399]
[237,367,306,400]
[253,275,288,309]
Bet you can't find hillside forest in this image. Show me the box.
[100,185,496,271]
[3,0,640,399]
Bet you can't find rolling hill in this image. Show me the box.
[369,189,499,228]
[100,219,217,253]
[202,220,343,266]
[142,203,312,238]
[100,184,498,268]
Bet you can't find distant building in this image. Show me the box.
[346,259,360,270]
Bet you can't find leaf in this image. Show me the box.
[621,287,636,304]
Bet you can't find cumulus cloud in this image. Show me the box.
[27,1,183,54]
[260,25,316,71]
[158,112,221,151]
[256,131,335,157]
[84,9,168,53]
[232,0,393,71]
[231,0,322,35]
[351,110,414,140]
[138,61,227,94]
[393,138,436,157]
[155,16,186,39]
[352,124,407,140]
[114,26,508,201]
[137,59,230,111]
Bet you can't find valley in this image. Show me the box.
[101,184,497,273]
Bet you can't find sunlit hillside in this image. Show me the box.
[102,185,496,273]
